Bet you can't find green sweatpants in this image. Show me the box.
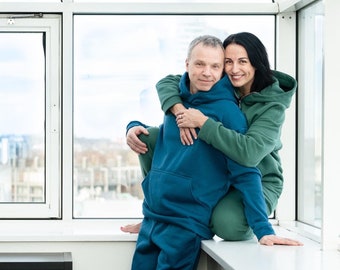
[138,127,274,241]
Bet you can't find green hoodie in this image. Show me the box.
[156,70,297,213]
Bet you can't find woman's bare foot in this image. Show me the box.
[120,222,142,233]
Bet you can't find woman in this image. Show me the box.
[124,32,301,246]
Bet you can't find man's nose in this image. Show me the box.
[202,66,212,75]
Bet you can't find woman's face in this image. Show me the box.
[224,43,256,95]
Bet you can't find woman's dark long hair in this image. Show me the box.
[223,32,275,93]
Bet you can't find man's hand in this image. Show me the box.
[126,126,149,154]
[170,104,197,145]
[259,235,303,246]
[179,127,197,145]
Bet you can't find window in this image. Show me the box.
[0,15,61,218]
[297,1,324,228]
[73,14,275,218]
[0,32,45,203]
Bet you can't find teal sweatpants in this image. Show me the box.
[131,218,202,270]
[137,127,276,241]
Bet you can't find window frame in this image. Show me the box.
[1,0,337,251]
[0,15,61,219]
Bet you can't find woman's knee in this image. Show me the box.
[210,189,253,241]
[138,127,159,177]
[138,127,159,149]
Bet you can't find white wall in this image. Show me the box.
[0,242,134,270]
[0,241,212,270]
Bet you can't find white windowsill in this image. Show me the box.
[0,219,139,242]
[0,219,338,256]
[202,225,340,270]
[0,219,339,270]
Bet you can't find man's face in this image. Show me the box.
[186,43,224,94]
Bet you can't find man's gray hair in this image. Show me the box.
[187,35,224,59]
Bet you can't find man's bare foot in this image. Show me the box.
[120,222,142,233]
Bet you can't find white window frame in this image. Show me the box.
[1,0,337,252]
[274,9,297,222]
[0,15,61,218]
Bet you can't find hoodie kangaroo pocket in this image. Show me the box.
[142,169,197,216]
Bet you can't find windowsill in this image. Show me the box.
[0,219,336,251]
[0,219,139,242]
[201,225,340,270]
[0,220,323,243]
[1,220,338,270]
[278,220,322,242]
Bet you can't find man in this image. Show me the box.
[130,35,274,270]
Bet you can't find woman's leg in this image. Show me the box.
[137,126,159,177]
[210,184,278,241]
[210,188,253,241]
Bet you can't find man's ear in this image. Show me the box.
[185,59,189,71]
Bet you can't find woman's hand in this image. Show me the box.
[175,108,208,145]
[126,126,149,154]
[259,235,304,246]
[176,108,209,129]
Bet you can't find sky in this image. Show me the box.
[0,33,44,136]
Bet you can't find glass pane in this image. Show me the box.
[73,15,274,218]
[0,33,45,203]
[297,2,323,228]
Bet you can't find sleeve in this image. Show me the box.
[156,74,182,113]
[125,120,150,134]
[228,156,275,240]
[199,103,286,167]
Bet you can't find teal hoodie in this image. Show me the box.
[156,70,297,213]
[138,73,275,240]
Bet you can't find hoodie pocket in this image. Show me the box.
[142,169,198,216]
